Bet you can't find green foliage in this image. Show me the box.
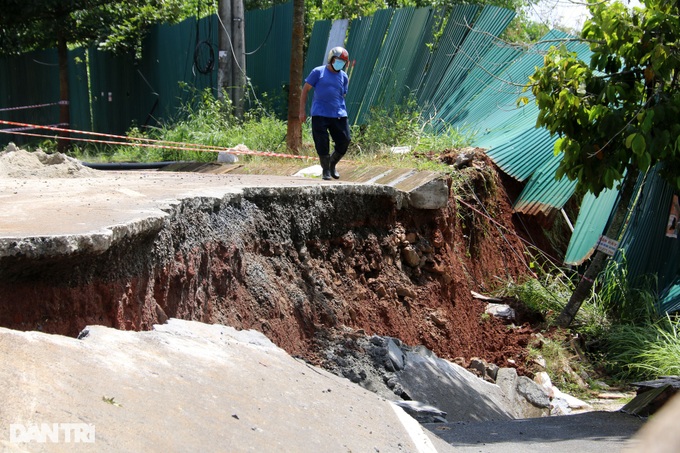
[354,99,423,153]
[496,272,572,323]
[494,259,613,334]
[496,256,676,387]
[147,89,292,161]
[528,1,680,196]
[68,87,296,163]
[0,0,185,58]
[67,87,464,166]
[585,258,678,380]
[351,97,474,155]
[590,256,659,325]
[502,10,550,44]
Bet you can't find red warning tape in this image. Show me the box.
[0,119,313,160]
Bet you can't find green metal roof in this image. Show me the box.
[421,6,516,124]
[460,30,591,182]
[562,165,680,309]
[345,9,394,123]
[416,4,483,111]
[353,7,435,123]
[513,154,578,215]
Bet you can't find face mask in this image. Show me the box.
[332,59,346,71]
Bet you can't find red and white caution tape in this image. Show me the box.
[0,100,68,112]
[0,119,312,160]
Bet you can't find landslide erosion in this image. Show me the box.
[0,149,540,374]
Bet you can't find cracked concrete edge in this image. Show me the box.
[0,169,448,260]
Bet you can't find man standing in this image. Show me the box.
[299,46,351,180]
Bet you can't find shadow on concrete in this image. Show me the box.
[424,411,645,453]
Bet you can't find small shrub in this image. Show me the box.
[350,96,473,156]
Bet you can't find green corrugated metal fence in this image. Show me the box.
[245,2,293,117]
[344,9,394,123]
[0,48,90,144]
[615,166,680,307]
[1,3,521,142]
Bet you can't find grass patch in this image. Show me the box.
[602,317,680,380]
[59,89,472,172]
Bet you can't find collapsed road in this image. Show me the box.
[0,147,646,451]
[0,146,531,364]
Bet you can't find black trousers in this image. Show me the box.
[311,116,351,157]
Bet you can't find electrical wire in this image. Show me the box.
[194,0,216,74]
[244,7,275,56]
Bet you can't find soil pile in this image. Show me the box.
[0,143,99,179]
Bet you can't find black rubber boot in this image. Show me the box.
[330,152,343,179]
[320,155,332,180]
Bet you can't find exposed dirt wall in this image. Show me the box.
[0,173,535,368]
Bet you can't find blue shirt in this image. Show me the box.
[305,65,349,118]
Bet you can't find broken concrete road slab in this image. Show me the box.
[0,319,454,452]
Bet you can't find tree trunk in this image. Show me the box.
[57,32,70,154]
[556,172,639,327]
[286,0,305,153]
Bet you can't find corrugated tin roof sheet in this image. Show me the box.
[416,5,481,106]
[465,30,591,184]
[563,188,620,265]
[422,6,516,124]
[660,281,680,314]
[562,165,680,309]
[513,154,578,215]
[345,9,394,123]
[354,7,434,123]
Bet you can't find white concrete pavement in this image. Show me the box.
[0,319,455,452]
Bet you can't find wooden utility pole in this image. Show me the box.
[217,0,245,118]
[232,0,245,118]
[217,0,232,103]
